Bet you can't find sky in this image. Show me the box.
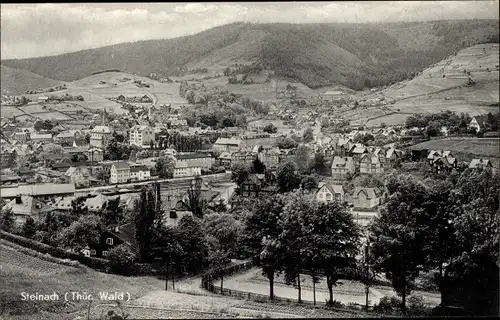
[1,1,499,59]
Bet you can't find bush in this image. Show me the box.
[407,295,432,316]
[373,296,401,314]
[107,244,136,275]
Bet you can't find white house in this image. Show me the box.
[110,162,130,184]
[173,161,201,178]
[129,125,155,148]
[174,153,214,170]
[468,115,487,133]
[315,182,345,203]
[129,165,151,181]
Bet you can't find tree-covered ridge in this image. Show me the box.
[2,20,498,90]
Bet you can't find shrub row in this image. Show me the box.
[0,230,109,272]
[0,238,80,269]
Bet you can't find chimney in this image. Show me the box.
[15,195,22,204]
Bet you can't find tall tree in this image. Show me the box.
[243,194,287,299]
[252,158,266,174]
[231,163,251,186]
[57,214,104,253]
[295,145,311,173]
[134,186,162,262]
[155,155,176,179]
[276,161,300,193]
[100,196,124,228]
[370,173,428,314]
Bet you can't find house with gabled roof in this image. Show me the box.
[360,153,384,175]
[315,182,345,203]
[2,195,56,226]
[469,115,488,133]
[353,187,382,211]
[431,156,457,173]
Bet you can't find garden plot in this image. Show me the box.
[407,137,500,158]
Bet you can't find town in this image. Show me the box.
[0,3,499,320]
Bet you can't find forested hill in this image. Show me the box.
[0,65,60,95]
[2,20,499,90]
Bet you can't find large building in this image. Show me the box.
[174,153,214,170]
[173,162,201,178]
[213,137,243,154]
[110,162,130,184]
[90,126,112,148]
[129,125,155,148]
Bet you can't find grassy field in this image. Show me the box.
[0,240,164,318]
[408,137,500,158]
[0,106,25,118]
[361,44,499,126]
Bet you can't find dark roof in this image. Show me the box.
[130,166,149,172]
[113,223,139,256]
[112,162,130,170]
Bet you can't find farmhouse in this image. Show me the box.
[331,156,355,180]
[64,166,92,187]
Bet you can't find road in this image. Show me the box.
[75,172,231,193]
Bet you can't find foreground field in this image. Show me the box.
[0,240,164,318]
[1,240,372,319]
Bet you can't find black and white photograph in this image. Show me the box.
[0,2,499,319]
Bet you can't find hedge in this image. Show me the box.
[0,230,109,272]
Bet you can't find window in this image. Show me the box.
[102,251,108,257]
[106,238,114,245]
[90,249,96,255]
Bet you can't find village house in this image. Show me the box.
[353,187,382,211]
[359,153,384,175]
[231,149,256,166]
[129,125,155,148]
[427,150,454,164]
[379,148,402,168]
[331,156,355,180]
[431,156,457,174]
[174,153,214,170]
[315,182,345,203]
[110,162,130,184]
[349,143,368,164]
[213,137,243,154]
[173,161,201,178]
[64,166,92,187]
[468,115,487,133]
[90,125,112,148]
[2,195,55,226]
[129,165,151,181]
[237,174,277,198]
[217,151,232,168]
